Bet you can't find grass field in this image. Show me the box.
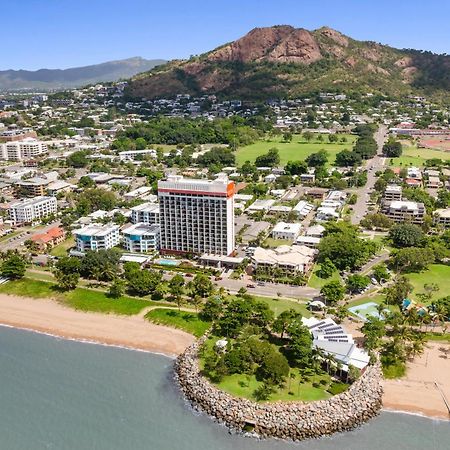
[233,295,311,317]
[50,236,75,257]
[236,133,356,166]
[216,370,332,402]
[0,278,152,315]
[308,263,342,289]
[145,308,210,337]
[388,145,450,167]
[405,264,450,303]
[263,237,293,248]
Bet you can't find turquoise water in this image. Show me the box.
[0,326,448,450]
[156,258,179,266]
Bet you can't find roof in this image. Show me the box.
[73,223,119,237]
[31,226,64,244]
[273,222,302,234]
[252,245,315,267]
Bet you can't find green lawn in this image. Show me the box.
[236,134,356,166]
[50,236,75,257]
[405,264,450,303]
[388,145,450,167]
[232,295,311,317]
[145,308,210,337]
[0,278,152,315]
[216,370,332,402]
[263,237,293,248]
[308,263,342,289]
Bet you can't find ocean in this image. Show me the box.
[0,326,448,450]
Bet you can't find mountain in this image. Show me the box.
[126,26,450,101]
[0,57,166,92]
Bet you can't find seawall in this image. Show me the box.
[174,337,383,440]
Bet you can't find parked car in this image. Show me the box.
[246,284,256,288]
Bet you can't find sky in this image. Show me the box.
[2,0,449,70]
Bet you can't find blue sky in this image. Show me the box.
[2,0,449,70]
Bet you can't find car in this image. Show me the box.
[215,277,223,281]
[185,273,193,278]
[247,284,256,288]
[257,282,265,286]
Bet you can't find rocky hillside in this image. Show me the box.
[126,25,450,101]
[0,57,166,92]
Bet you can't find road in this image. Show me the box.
[351,125,388,225]
[215,277,319,300]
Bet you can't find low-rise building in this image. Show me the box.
[293,200,314,217]
[122,223,160,252]
[118,149,156,161]
[384,184,402,201]
[272,222,302,241]
[124,186,152,201]
[295,235,321,248]
[130,202,160,224]
[382,200,425,224]
[30,226,65,251]
[8,196,57,225]
[251,245,315,275]
[433,208,450,227]
[73,223,120,252]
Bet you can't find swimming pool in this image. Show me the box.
[155,259,180,266]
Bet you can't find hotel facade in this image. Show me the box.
[157,175,235,256]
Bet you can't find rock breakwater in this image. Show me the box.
[174,337,383,440]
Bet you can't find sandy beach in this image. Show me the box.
[383,341,450,420]
[0,294,195,357]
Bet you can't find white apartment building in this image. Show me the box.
[158,175,235,256]
[130,202,160,224]
[382,200,426,224]
[122,224,160,252]
[73,223,120,252]
[384,184,402,201]
[118,149,156,161]
[433,208,450,228]
[8,196,57,225]
[272,222,302,241]
[0,138,48,161]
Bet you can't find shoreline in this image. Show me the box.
[0,293,195,358]
[0,293,448,422]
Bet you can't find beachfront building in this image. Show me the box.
[302,317,370,372]
[122,223,160,252]
[158,175,235,256]
[130,202,160,225]
[0,138,47,161]
[73,223,120,252]
[382,200,425,224]
[8,196,57,225]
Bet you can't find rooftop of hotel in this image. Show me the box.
[73,223,119,237]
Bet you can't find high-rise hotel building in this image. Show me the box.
[158,175,235,256]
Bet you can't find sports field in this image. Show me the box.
[236,133,356,166]
[405,264,450,303]
[388,144,450,167]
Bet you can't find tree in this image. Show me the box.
[272,309,302,338]
[335,150,362,167]
[285,160,307,176]
[255,148,280,167]
[382,140,402,158]
[78,176,95,188]
[282,132,293,142]
[320,281,345,305]
[191,273,213,298]
[287,322,313,365]
[1,254,27,279]
[385,276,413,306]
[302,131,314,142]
[316,258,336,279]
[306,150,328,167]
[258,349,290,385]
[390,247,434,273]
[56,267,80,289]
[169,274,185,309]
[67,150,88,168]
[109,278,126,298]
[389,223,424,248]
[128,269,162,296]
[372,264,390,283]
[346,274,370,294]
[362,316,386,350]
